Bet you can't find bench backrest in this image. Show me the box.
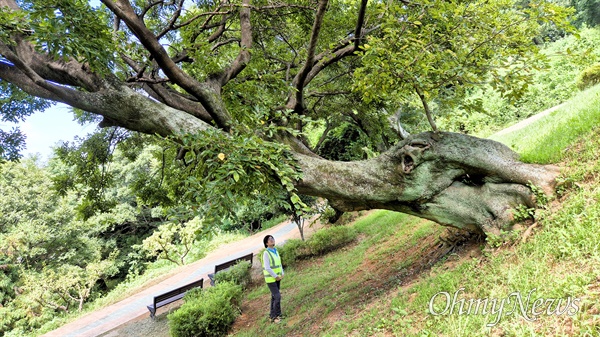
[154,278,204,304]
[215,253,253,273]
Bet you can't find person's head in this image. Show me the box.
[263,235,275,248]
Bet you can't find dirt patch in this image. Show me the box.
[231,289,269,330]
[353,225,482,305]
[230,220,485,336]
[361,225,482,289]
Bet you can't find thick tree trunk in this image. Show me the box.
[294,131,560,236]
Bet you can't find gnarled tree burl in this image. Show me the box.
[297,132,560,236]
[0,0,564,236]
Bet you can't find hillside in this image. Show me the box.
[227,86,600,336]
[103,84,600,337]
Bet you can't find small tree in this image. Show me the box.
[139,217,205,265]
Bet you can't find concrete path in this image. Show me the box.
[491,103,566,138]
[41,220,320,337]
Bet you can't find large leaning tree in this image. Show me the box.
[0,0,572,236]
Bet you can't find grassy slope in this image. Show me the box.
[231,86,600,336]
[490,85,600,164]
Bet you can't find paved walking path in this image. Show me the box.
[41,220,320,337]
[491,103,566,138]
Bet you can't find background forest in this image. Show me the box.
[3,0,600,335]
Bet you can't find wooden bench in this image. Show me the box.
[215,253,253,273]
[146,277,203,319]
[208,253,253,286]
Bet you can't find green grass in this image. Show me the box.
[232,211,444,337]
[490,84,600,164]
[234,177,600,336]
[230,85,600,336]
[36,82,600,337]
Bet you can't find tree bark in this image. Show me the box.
[0,0,560,237]
[2,54,558,235]
[295,131,559,236]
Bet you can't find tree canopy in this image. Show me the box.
[0,0,572,234]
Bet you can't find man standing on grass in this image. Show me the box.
[263,235,284,323]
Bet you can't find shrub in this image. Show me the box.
[213,260,251,289]
[321,205,338,223]
[274,239,310,267]
[168,281,242,337]
[308,226,357,255]
[577,63,600,90]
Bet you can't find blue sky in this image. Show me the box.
[3,104,96,161]
[1,0,152,162]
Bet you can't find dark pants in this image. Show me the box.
[267,280,282,319]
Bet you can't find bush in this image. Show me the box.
[308,226,357,255]
[577,63,600,90]
[168,281,242,337]
[213,261,251,289]
[274,239,310,267]
[320,205,338,223]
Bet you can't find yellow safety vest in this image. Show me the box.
[263,249,282,283]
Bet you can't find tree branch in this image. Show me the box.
[156,0,186,39]
[127,76,170,84]
[189,1,232,43]
[139,0,164,20]
[142,83,214,123]
[312,118,333,152]
[0,0,19,10]
[414,85,438,132]
[101,0,232,130]
[1,55,213,138]
[0,60,63,102]
[211,38,240,52]
[0,44,88,104]
[304,25,378,85]
[207,15,229,43]
[389,109,411,140]
[288,0,329,113]
[175,9,232,34]
[217,0,252,87]
[354,0,369,50]
[286,4,376,112]
[0,0,104,91]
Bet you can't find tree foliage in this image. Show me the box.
[138,217,206,265]
[0,0,572,165]
[0,2,574,223]
[355,0,573,130]
[0,1,580,333]
[569,0,600,27]
[0,159,122,333]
